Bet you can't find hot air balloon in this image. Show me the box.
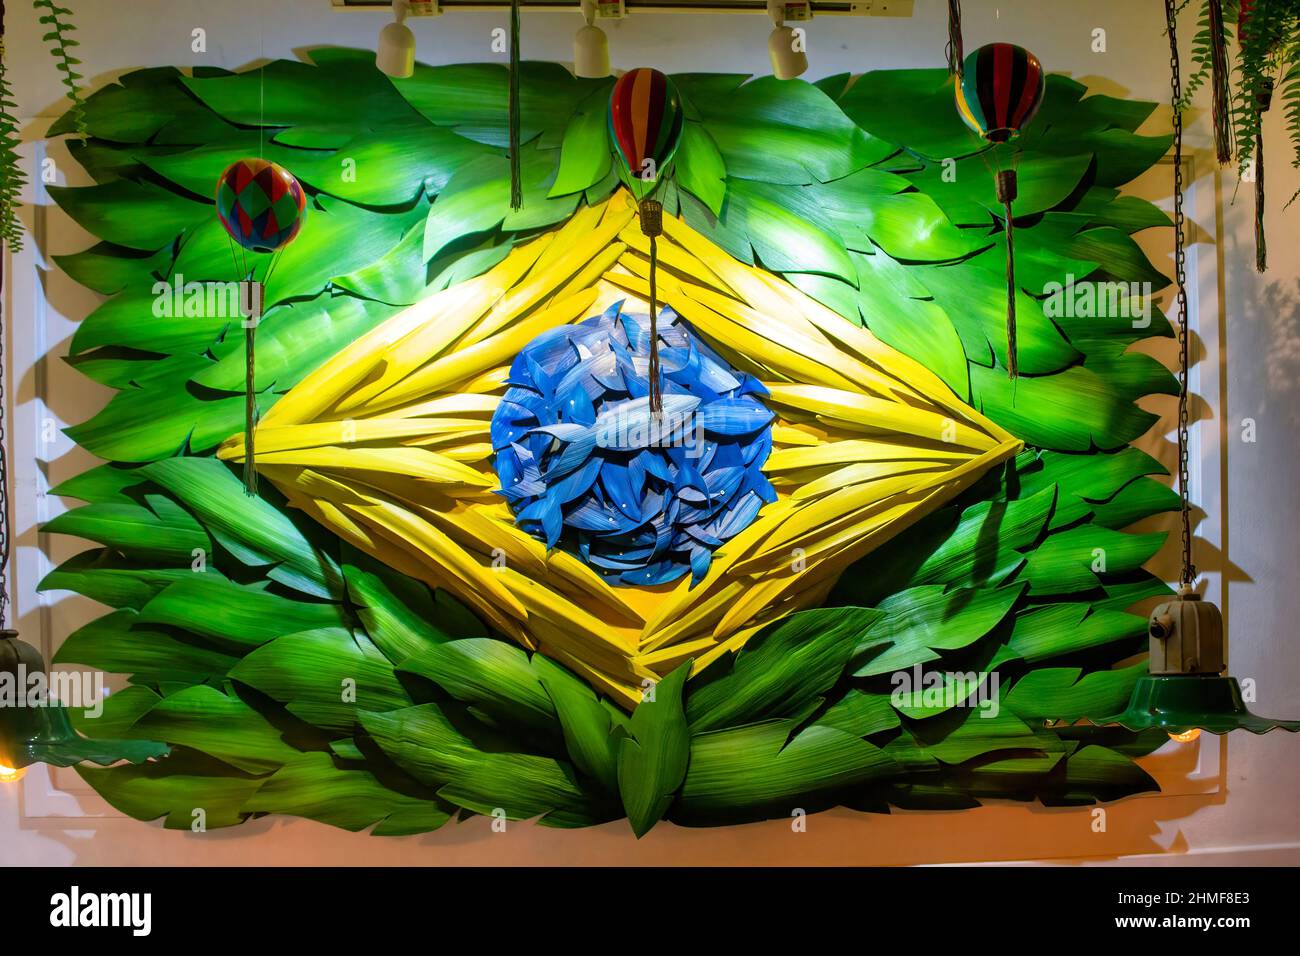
[609,67,684,203]
[216,158,307,253]
[954,42,1045,379]
[608,68,684,414]
[215,158,308,493]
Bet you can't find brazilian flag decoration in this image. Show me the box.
[42,49,1181,835]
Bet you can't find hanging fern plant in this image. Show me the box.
[34,0,87,139]
[0,41,27,253]
[1180,0,1300,270]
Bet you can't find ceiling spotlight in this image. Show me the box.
[767,1,810,80]
[377,0,417,79]
[574,0,611,79]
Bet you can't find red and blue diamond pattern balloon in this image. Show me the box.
[215,158,307,253]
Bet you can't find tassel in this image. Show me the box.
[946,0,964,76]
[996,169,1019,378]
[1208,0,1233,165]
[508,0,522,211]
[640,199,664,414]
[1254,78,1273,273]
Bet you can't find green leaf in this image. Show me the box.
[1006,663,1147,722]
[38,549,210,611]
[1036,744,1159,805]
[720,178,854,279]
[242,751,450,835]
[970,364,1159,452]
[911,486,1057,588]
[904,153,1094,225]
[617,661,691,837]
[49,180,209,251]
[854,192,987,261]
[851,584,1024,677]
[142,457,343,599]
[130,685,303,773]
[393,62,604,150]
[839,69,978,161]
[64,381,272,462]
[191,293,398,393]
[42,501,209,563]
[423,156,510,261]
[343,547,481,662]
[171,194,425,311]
[549,83,614,198]
[361,703,603,823]
[54,241,172,296]
[533,654,624,792]
[136,575,346,650]
[814,689,900,738]
[1017,526,1167,595]
[903,705,1053,765]
[686,607,879,732]
[78,750,265,830]
[674,121,726,216]
[398,639,557,733]
[695,76,892,185]
[915,256,1083,374]
[231,628,412,731]
[845,250,970,397]
[55,608,239,684]
[1008,604,1145,663]
[676,720,897,823]
[70,288,232,356]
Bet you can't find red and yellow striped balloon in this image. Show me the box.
[608,68,684,202]
[955,42,1045,145]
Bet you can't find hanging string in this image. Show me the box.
[946,0,964,76]
[648,230,661,413]
[1165,0,1196,588]
[1002,194,1017,379]
[995,168,1019,379]
[508,0,522,211]
[1207,0,1233,165]
[1253,79,1273,273]
[244,297,259,495]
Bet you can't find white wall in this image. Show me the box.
[3,0,1298,865]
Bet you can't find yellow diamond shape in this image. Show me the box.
[218,192,1022,708]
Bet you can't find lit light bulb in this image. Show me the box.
[0,763,26,784]
[1168,728,1202,744]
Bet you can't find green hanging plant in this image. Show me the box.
[0,42,27,252]
[34,0,88,138]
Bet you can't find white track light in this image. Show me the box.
[767,1,809,80]
[574,1,610,79]
[377,0,417,79]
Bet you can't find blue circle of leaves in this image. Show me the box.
[490,303,777,587]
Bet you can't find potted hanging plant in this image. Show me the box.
[1180,0,1300,270]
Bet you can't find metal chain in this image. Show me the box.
[1166,0,1196,588]
[0,39,9,628]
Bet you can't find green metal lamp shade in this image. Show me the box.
[1,631,169,772]
[1103,674,1300,736]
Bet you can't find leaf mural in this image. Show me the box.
[39,50,1182,836]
